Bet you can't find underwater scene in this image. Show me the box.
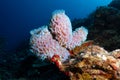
[1,0,120,80]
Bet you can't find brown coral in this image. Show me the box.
[58,44,120,80]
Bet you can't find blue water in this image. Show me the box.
[0,0,112,51]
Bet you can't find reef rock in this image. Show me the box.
[72,6,120,51]
[59,44,120,80]
[108,0,120,10]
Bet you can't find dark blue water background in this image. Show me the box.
[0,0,112,51]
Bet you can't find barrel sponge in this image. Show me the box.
[49,10,72,47]
[68,26,88,50]
[30,26,70,61]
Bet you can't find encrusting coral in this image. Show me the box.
[62,45,120,80]
[29,10,120,79]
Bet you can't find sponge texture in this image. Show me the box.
[68,26,88,49]
[49,10,72,47]
[30,10,88,62]
[30,26,70,61]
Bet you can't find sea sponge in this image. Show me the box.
[30,10,88,62]
[68,26,88,50]
[30,26,70,62]
[49,10,72,47]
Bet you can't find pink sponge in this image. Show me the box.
[68,26,88,50]
[30,26,70,62]
[49,10,72,47]
[29,10,88,62]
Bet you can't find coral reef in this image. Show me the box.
[2,1,120,79]
[59,44,120,80]
[69,3,120,79]
[108,0,120,10]
[29,8,120,79]
[30,10,88,62]
[88,6,120,51]
[72,6,120,51]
